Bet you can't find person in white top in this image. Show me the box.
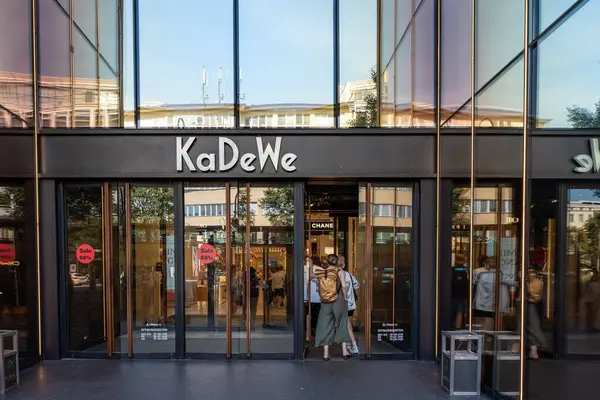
[339,256,360,354]
[304,256,322,335]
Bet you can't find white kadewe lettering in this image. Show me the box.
[574,138,600,173]
[176,136,297,173]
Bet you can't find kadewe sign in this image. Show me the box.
[176,137,297,173]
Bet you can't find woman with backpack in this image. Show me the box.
[312,254,352,360]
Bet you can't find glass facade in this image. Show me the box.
[1,0,597,131]
[1,1,599,397]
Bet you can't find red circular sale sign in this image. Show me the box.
[0,244,16,263]
[76,244,95,264]
[199,244,216,264]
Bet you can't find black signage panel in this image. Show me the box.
[40,134,435,178]
[0,135,34,178]
[440,135,523,178]
[531,136,600,179]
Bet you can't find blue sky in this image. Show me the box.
[122,0,600,128]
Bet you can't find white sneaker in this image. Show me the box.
[350,342,359,354]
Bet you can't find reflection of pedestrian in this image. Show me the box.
[517,264,547,359]
[584,272,600,331]
[451,268,469,329]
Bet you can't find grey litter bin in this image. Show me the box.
[441,330,482,396]
[0,330,19,394]
[482,331,520,397]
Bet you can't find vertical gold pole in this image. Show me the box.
[32,0,42,357]
[376,0,381,127]
[70,0,75,127]
[125,183,133,357]
[365,183,372,358]
[434,0,441,356]
[392,0,397,126]
[468,0,476,333]
[103,183,114,356]
[392,188,397,332]
[520,1,531,398]
[117,0,124,127]
[96,0,101,127]
[546,219,554,319]
[495,186,503,330]
[410,0,415,125]
[307,193,312,342]
[225,183,232,358]
[101,185,107,341]
[245,184,251,357]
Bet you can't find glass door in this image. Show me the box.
[360,183,415,356]
[449,184,521,334]
[63,183,124,356]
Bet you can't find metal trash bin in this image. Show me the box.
[441,331,482,396]
[0,330,19,394]
[482,331,520,398]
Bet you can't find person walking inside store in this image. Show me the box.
[312,254,352,360]
[271,263,286,309]
[339,255,360,354]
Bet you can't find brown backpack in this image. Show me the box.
[527,271,544,303]
[316,266,340,303]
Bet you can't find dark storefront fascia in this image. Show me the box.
[4,128,600,363]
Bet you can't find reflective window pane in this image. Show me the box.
[380,58,395,127]
[536,1,600,128]
[99,0,120,127]
[340,0,377,128]
[239,0,333,128]
[138,0,234,128]
[381,0,395,73]
[184,184,227,354]
[394,30,411,127]
[123,0,135,127]
[250,184,294,354]
[566,188,600,355]
[99,0,119,71]
[73,31,99,128]
[539,0,578,33]
[0,186,33,359]
[475,0,524,128]
[73,0,97,46]
[64,186,105,352]
[476,58,524,128]
[413,0,435,127]
[370,185,413,354]
[130,185,176,354]
[0,0,32,128]
[441,0,471,127]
